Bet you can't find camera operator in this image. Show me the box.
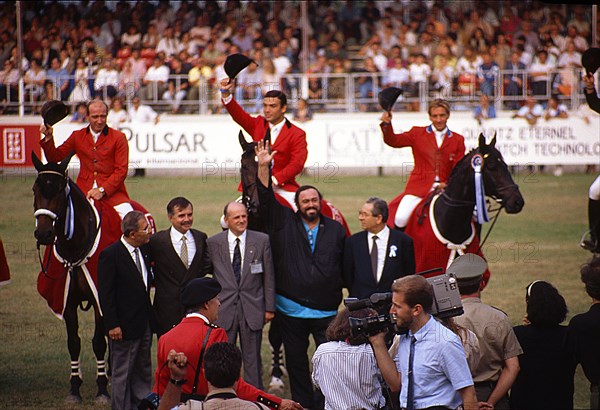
[369,275,480,410]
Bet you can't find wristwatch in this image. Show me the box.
[169,377,187,386]
[98,187,105,195]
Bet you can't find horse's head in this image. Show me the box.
[238,129,272,218]
[476,134,524,214]
[31,151,74,245]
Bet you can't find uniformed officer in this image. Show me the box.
[452,254,523,410]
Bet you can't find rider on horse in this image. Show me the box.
[40,99,133,219]
[380,99,466,229]
[219,78,307,210]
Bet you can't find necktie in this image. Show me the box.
[232,238,241,284]
[407,336,417,410]
[308,229,314,252]
[371,235,378,280]
[180,235,188,267]
[134,248,143,278]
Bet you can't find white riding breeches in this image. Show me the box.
[113,202,134,219]
[394,194,422,228]
[590,175,600,200]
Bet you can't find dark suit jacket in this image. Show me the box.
[207,229,275,332]
[98,239,154,340]
[343,229,416,300]
[149,228,212,336]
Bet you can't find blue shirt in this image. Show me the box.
[393,316,473,409]
[303,221,319,253]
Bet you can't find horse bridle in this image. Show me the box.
[33,170,69,278]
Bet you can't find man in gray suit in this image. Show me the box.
[207,201,275,389]
[149,197,212,338]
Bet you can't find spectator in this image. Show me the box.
[293,98,313,123]
[474,94,497,125]
[511,280,573,410]
[141,24,160,50]
[566,256,600,409]
[121,24,142,49]
[140,56,169,101]
[98,211,153,410]
[356,57,381,112]
[369,275,478,410]
[23,58,46,107]
[70,102,88,123]
[156,26,181,58]
[39,36,59,70]
[93,58,119,101]
[431,56,455,99]
[126,47,147,80]
[67,57,89,103]
[129,96,159,125]
[107,98,129,128]
[477,52,500,96]
[504,51,527,110]
[513,96,544,126]
[557,40,583,69]
[385,57,410,91]
[261,58,282,94]
[312,307,386,410]
[564,25,588,54]
[407,54,432,111]
[544,96,569,121]
[255,140,346,409]
[454,257,523,410]
[117,60,140,100]
[45,57,70,101]
[343,197,415,301]
[236,60,263,114]
[529,50,555,97]
[207,202,275,389]
[58,47,74,74]
[149,197,211,338]
[455,48,482,96]
[162,57,190,114]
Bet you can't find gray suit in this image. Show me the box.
[207,229,275,389]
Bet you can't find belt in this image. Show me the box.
[474,380,496,389]
[401,407,452,410]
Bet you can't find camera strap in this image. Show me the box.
[192,327,213,395]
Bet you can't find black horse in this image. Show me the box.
[391,133,525,285]
[32,151,109,404]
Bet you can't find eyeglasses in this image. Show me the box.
[137,224,150,234]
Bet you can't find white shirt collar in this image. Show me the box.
[269,119,285,143]
[170,226,193,243]
[227,229,247,245]
[367,225,390,243]
[185,312,210,324]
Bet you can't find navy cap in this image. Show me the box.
[224,53,256,80]
[448,254,488,287]
[378,87,403,112]
[180,277,221,307]
[582,47,600,75]
[41,100,69,126]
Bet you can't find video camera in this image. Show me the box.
[345,268,463,338]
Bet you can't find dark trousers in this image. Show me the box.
[278,312,333,409]
[591,384,599,410]
[474,381,509,410]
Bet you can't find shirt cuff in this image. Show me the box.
[271,176,279,186]
[222,94,233,104]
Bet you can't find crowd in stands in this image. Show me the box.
[0,1,595,115]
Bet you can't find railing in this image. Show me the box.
[1,67,589,116]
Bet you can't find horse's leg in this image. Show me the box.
[267,315,287,395]
[92,302,110,404]
[63,297,83,403]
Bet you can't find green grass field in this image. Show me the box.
[0,170,596,409]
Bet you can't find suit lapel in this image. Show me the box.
[243,231,255,279]
[219,232,235,277]
[161,230,185,268]
[118,241,147,291]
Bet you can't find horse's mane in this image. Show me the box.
[447,146,479,183]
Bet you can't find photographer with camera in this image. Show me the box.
[312,307,387,410]
[369,275,480,410]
